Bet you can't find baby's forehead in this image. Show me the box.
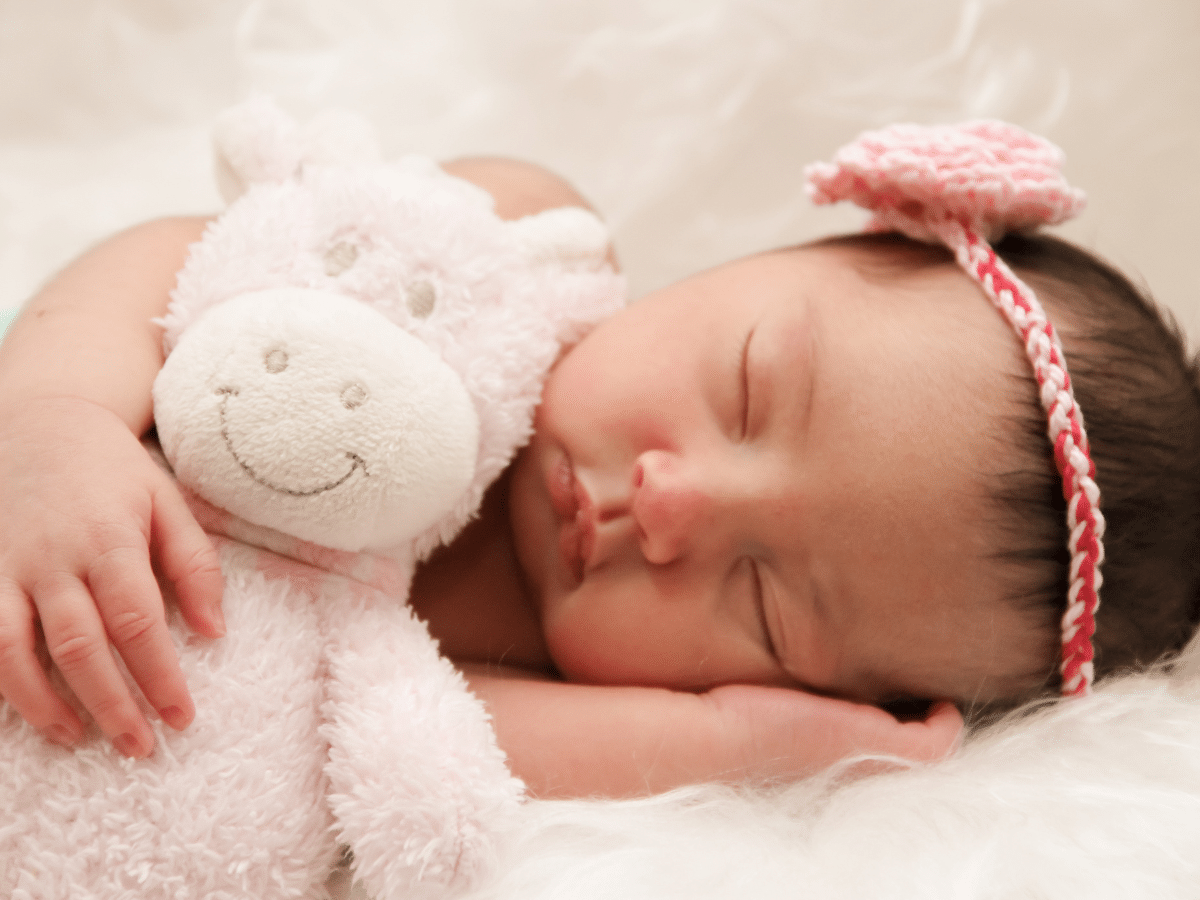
[753,240,1018,343]
[796,232,956,274]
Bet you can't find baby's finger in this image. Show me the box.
[151,482,225,638]
[912,700,965,758]
[88,541,195,732]
[0,578,84,744]
[865,700,963,766]
[37,573,155,758]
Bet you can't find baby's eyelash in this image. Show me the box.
[750,559,777,659]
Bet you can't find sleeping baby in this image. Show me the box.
[0,121,1197,804]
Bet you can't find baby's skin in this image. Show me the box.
[0,158,971,798]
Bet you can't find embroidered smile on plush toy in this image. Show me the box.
[0,97,623,900]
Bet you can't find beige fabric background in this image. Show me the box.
[3,6,1200,899]
[1,0,1197,337]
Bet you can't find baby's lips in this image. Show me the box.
[557,503,597,584]
[558,518,584,584]
[550,454,602,582]
[548,453,579,520]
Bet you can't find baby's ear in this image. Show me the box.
[506,206,612,270]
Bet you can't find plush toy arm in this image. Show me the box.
[506,205,613,270]
[322,589,524,899]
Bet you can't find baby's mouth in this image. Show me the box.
[558,509,596,584]
[547,453,580,519]
[549,453,595,582]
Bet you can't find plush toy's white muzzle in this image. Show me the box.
[153,289,479,551]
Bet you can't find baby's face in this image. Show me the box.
[509,243,1054,705]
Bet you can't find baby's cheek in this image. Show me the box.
[540,587,654,686]
[541,583,715,689]
[539,592,613,684]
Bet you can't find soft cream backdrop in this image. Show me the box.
[1,0,1197,334]
[4,5,1200,899]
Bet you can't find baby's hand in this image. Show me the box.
[704,683,963,781]
[0,396,225,757]
[464,669,962,797]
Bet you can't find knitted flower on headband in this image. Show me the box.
[806,120,1086,244]
[806,121,1103,697]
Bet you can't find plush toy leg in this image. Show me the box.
[321,584,525,900]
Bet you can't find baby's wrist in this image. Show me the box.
[0,380,152,436]
[0,395,143,454]
[0,391,102,417]
[0,310,162,434]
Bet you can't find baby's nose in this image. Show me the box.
[631,450,716,565]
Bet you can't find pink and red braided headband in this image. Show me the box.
[805,121,1103,697]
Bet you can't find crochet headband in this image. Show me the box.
[805,121,1102,697]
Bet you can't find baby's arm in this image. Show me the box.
[466,670,963,798]
[0,217,225,756]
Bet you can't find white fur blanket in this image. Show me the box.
[3,3,1200,899]
[457,656,1200,900]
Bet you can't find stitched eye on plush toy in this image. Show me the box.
[264,347,289,374]
[407,280,436,318]
[323,241,359,277]
[341,382,368,410]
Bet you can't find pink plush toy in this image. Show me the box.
[0,97,624,900]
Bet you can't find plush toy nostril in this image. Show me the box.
[264,347,289,373]
[341,382,368,410]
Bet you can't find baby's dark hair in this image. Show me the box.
[820,230,1200,705]
[991,231,1200,690]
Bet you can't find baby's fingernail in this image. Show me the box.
[114,732,147,759]
[211,603,226,636]
[45,724,78,747]
[159,705,190,730]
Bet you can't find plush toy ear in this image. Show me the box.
[297,107,382,169]
[213,96,382,204]
[213,96,304,203]
[505,206,612,270]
